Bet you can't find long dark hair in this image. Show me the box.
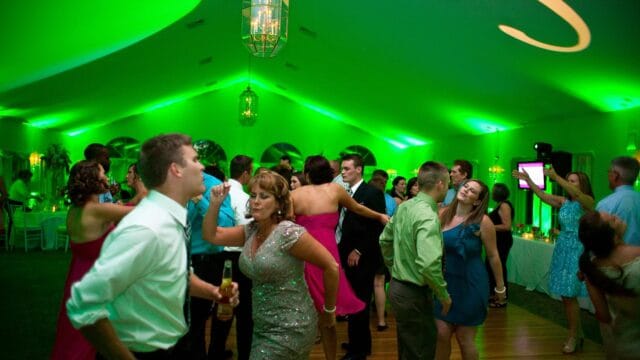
[578,211,636,297]
[440,179,489,227]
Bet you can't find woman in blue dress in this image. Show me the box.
[513,167,594,354]
[434,179,506,359]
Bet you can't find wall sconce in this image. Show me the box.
[29,152,42,167]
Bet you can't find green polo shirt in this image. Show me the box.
[379,192,449,301]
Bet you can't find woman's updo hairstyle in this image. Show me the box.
[67,160,107,206]
[248,170,294,223]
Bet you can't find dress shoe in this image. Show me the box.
[377,324,388,331]
[336,315,349,322]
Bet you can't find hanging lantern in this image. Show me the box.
[29,152,42,167]
[241,0,289,57]
[239,86,259,126]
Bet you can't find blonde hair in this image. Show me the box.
[247,170,294,223]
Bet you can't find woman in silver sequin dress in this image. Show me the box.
[203,170,339,359]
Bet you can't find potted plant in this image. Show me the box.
[41,144,71,203]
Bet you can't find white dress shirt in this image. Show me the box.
[226,178,252,252]
[66,190,188,352]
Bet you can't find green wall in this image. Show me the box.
[4,91,637,212]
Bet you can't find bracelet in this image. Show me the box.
[323,305,336,313]
[494,286,507,294]
[354,249,362,256]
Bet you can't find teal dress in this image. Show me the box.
[434,222,489,326]
[548,200,587,297]
[239,221,317,360]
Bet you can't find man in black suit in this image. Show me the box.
[338,154,386,360]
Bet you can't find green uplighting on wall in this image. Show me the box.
[401,136,429,146]
[247,76,415,149]
[141,75,248,115]
[26,111,80,128]
[549,73,640,112]
[385,139,408,149]
[439,105,518,135]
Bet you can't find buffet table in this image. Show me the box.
[507,235,594,312]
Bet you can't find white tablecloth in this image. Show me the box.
[11,210,67,250]
[507,235,594,312]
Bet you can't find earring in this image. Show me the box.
[277,209,283,216]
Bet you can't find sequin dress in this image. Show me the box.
[240,221,317,359]
[548,200,587,297]
[296,213,365,316]
[50,225,114,360]
[434,223,489,326]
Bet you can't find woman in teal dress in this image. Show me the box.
[579,211,640,359]
[203,170,339,359]
[513,167,594,354]
[434,179,506,359]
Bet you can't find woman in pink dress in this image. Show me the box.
[50,160,133,360]
[291,155,389,360]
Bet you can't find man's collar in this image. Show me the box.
[350,179,364,194]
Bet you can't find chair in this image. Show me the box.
[41,216,67,251]
[11,206,43,252]
[1,205,8,250]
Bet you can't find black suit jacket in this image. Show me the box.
[339,182,386,273]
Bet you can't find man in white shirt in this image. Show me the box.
[67,134,238,359]
[442,159,473,206]
[208,154,254,360]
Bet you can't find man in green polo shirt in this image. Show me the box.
[379,161,452,360]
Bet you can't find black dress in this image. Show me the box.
[486,201,514,296]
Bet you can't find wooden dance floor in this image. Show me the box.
[212,303,605,359]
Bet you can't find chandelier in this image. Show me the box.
[241,0,289,57]
[239,86,259,126]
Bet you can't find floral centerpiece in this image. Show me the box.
[41,144,71,204]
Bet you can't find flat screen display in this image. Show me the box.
[517,161,546,190]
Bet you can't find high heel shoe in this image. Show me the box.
[562,336,584,354]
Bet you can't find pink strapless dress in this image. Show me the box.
[296,213,365,316]
[50,225,115,360]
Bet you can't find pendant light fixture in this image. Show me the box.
[241,0,289,57]
[239,86,258,126]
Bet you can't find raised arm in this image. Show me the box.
[480,215,506,301]
[202,183,245,247]
[544,167,594,210]
[289,232,339,328]
[337,185,389,225]
[512,169,565,208]
[90,202,134,223]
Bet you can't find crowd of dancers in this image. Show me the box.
[47,133,640,360]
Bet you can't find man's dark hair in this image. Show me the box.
[454,159,473,179]
[341,153,364,173]
[418,161,448,190]
[83,143,108,160]
[611,156,640,185]
[205,165,226,181]
[230,155,253,179]
[371,169,389,180]
[138,134,192,189]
